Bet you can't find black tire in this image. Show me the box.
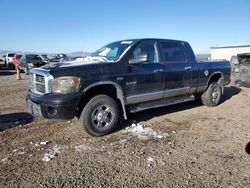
[201,82,222,107]
[79,95,120,137]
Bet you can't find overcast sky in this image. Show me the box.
[0,0,249,54]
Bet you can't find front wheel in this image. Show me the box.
[79,95,120,137]
[201,82,222,107]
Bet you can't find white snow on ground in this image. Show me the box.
[1,157,8,162]
[74,144,90,152]
[42,143,91,162]
[124,123,169,140]
[16,151,26,155]
[32,141,50,147]
[42,145,62,162]
[40,141,49,145]
[1,147,28,163]
[146,156,155,167]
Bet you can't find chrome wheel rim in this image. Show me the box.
[91,105,113,130]
[212,87,220,103]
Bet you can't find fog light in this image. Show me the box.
[47,106,57,116]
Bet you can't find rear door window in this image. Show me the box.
[160,41,187,63]
[27,55,42,61]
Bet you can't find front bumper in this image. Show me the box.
[27,90,83,120]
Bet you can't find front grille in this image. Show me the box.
[29,69,53,95]
[36,75,45,83]
[36,82,46,93]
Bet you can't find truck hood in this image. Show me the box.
[41,56,109,77]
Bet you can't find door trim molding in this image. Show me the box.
[126,86,191,105]
[126,90,163,105]
[164,86,191,98]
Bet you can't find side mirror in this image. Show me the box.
[129,53,149,64]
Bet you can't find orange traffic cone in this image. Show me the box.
[16,68,21,80]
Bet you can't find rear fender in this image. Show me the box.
[206,72,224,94]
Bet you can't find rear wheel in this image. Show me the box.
[201,82,222,107]
[79,95,120,137]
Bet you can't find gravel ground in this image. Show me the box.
[0,70,250,187]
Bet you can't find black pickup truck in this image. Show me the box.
[27,38,231,136]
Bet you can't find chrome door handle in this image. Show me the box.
[184,66,192,70]
[154,69,163,73]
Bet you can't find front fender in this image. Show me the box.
[83,81,127,120]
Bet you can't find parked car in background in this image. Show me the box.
[19,54,47,74]
[6,53,15,68]
[41,54,49,61]
[0,55,5,61]
[49,54,67,63]
[234,53,250,87]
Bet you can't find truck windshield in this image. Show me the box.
[238,55,250,65]
[91,41,134,62]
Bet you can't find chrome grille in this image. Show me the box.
[36,82,46,93]
[36,75,45,83]
[29,69,53,95]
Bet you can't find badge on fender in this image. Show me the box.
[204,70,209,76]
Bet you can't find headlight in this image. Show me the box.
[233,67,239,73]
[52,76,81,94]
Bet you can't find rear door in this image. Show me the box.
[160,40,192,97]
[123,40,165,104]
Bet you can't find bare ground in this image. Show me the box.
[0,71,249,187]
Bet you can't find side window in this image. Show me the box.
[130,41,159,63]
[26,55,31,61]
[106,47,119,60]
[20,55,25,63]
[34,55,42,61]
[161,41,187,63]
[27,55,34,61]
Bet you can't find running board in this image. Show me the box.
[129,95,195,113]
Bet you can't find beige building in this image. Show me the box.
[211,44,250,61]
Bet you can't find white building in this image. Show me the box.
[211,44,250,61]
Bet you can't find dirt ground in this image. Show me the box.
[0,70,250,188]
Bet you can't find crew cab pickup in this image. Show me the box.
[27,38,231,136]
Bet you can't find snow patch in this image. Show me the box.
[16,151,26,155]
[40,141,49,145]
[146,156,155,167]
[42,145,62,162]
[1,157,8,162]
[124,123,169,140]
[74,144,90,152]
[32,141,50,147]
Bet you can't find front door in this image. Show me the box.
[123,40,164,104]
